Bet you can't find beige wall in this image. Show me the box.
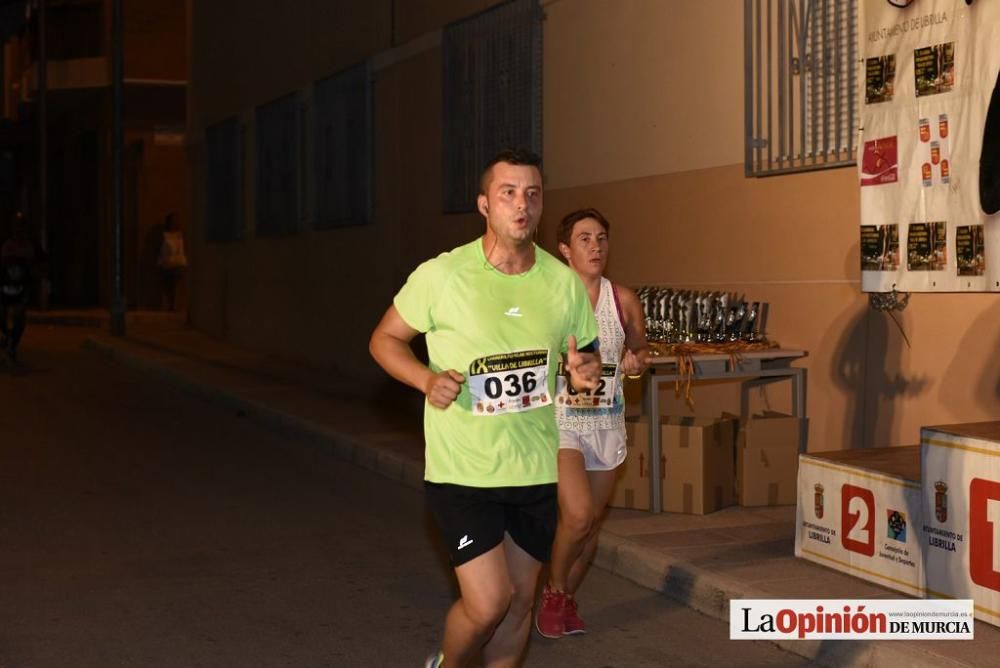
[188,2,484,381]
[124,0,188,81]
[190,1,389,127]
[543,0,744,188]
[539,0,1000,451]
[540,165,1000,453]
[393,0,501,45]
[188,44,475,376]
[188,0,1000,452]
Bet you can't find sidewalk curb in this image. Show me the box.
[86,334,973,668]
[84,335,426,493]
[29,313,105,327]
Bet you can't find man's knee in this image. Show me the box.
[507,580,537,619]
[462,589,512,631]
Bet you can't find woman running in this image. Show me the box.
[536,208,649,638]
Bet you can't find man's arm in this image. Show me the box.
[617,285,650,376]
[369,305,464,409]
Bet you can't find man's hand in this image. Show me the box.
[425,369,465,409]
[620,348,649,377]
[370,306,464,409]
[566,335,601,392]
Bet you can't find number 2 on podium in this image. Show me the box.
[841,484,875,557]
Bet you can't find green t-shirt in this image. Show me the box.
[394,238,598,487]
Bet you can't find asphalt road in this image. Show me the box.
[0,327,811,667]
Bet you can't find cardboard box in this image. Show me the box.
[736,412,804,506]
[609,418,662,511]
[661,416,737,515]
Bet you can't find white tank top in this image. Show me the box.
[557,277,626,432]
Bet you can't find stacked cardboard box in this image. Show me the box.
[735,412,805,506]
[661,416,737,514]
[610,416,738,514]
[609,418,658,510]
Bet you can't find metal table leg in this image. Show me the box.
[792,367,807,452]
[638,353,807,513]
[647,372,662,513]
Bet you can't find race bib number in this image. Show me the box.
[468,349,550,416]
[556,362,618,408]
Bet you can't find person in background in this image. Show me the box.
[0,211,42,364]
[157,212,187,311]
[536,208,649,639]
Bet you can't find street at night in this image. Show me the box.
[0,0,998,665]
[0,327,809,667]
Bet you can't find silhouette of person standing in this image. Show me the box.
[157,212,187,311]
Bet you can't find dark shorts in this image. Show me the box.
[424,482,558,568]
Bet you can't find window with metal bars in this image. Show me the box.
[744,0,859,177]
[205,117,244,243]
[255,93,300,237]
[314,62,373,228]
[442,0,543,213]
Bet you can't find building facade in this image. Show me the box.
[0,0,188,309]
[188,0,1000,453]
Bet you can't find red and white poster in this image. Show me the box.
[861,136,899,186]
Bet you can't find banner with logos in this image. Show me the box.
[859,0,1000,292]
[922,425,1000,626]
[794,452,924,597]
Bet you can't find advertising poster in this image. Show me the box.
[861,223,900,271]
[859,0,1000,292]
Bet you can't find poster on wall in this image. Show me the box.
[859,0,1000,292]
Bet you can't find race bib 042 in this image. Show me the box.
[556,362,617,408]
[468,349,550,416]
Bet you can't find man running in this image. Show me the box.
[536,208,649,639]
[369,150,601,668]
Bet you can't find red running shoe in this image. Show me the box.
[535,584,566,638]
[561,595,587,635]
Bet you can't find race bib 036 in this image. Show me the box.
[468,349,550,416]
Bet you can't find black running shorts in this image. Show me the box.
[424,482,558,568]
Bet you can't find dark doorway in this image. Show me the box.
[48,131,100,307]
[124,140,142,309]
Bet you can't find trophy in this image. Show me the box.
[637,286,770,346]
[741,302,759,341]
[729,299,747,341]
[754,302,769,341]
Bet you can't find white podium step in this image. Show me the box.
[922,422,1000,626]
[795,446,924,597]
